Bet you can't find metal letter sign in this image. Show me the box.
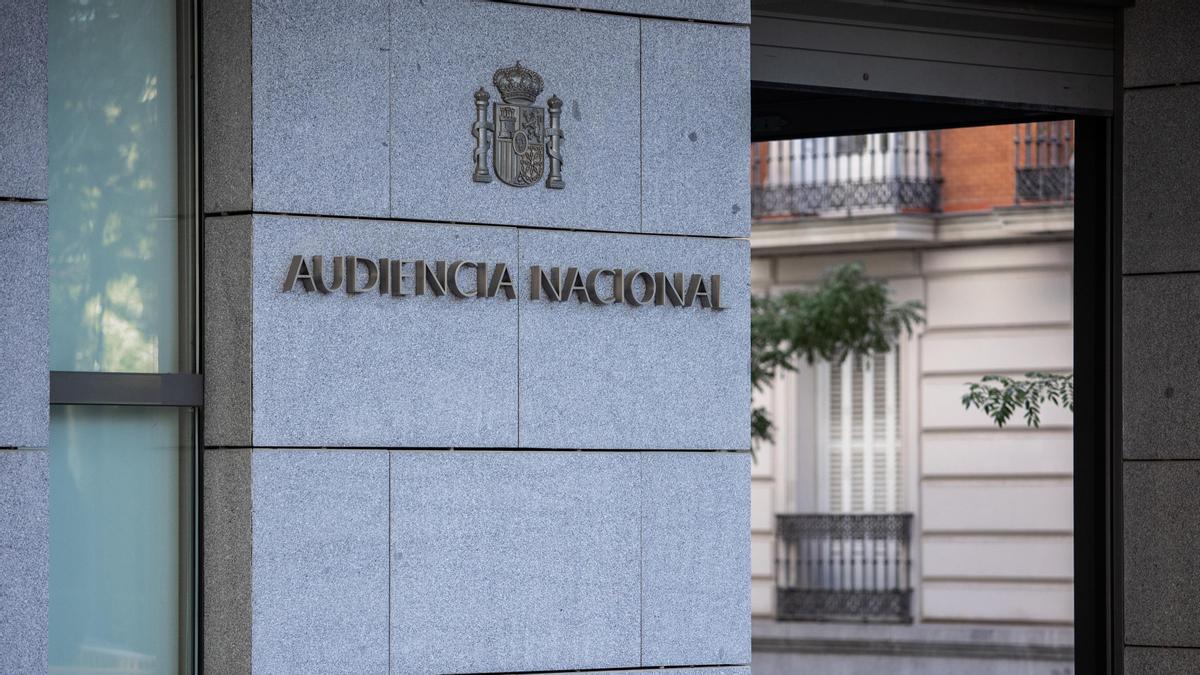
[473,62,564,189]
[283,256,727,311]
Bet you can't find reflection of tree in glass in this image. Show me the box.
[48,1,183,669]
[49,0,178,373]
[751,264,924,446]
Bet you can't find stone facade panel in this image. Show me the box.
[0,450,48,674]
[201,0,252,213]
[0,203,48,448]
[1123,86,1200,274]
[251,450,390,673]
[641,19,750,237]
[1124,0,1200,88]
[518,229,749,449]
[1124,460,1200,647]
[250,215,519,447]
[390,450,641,673]
[1122,274,1200,459]
[203,216,253,447]
[1125,646,1200,674]
[0,0,47,200]
[641,452,751,666]
[201,449,252,674]
[252,0,390,217]
[390,0,641,232]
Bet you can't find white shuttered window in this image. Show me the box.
[819,351,902,513]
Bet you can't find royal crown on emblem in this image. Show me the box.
[492,62,544,104]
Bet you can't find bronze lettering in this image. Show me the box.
[585,268,620,305]
[345,256,379,294]
[685,273,712,309]
[561,266,589,303]
[623,269,656,307]
[283,256,723,310]
[415,260,448,296]
[312,255,344,294]
[378,258,390,295]
[390,260,411,296]
[530,265,562,301]
[709,274,726,310]
[447,260,480,298]
[283,255,315,292]
[655,272,687,307]
[476,262,488,299]
[488,263,516,300]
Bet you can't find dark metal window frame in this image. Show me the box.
[1073,113,1119,675]
[48,0,202,671]
[49,372,202,407]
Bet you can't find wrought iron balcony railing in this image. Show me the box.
[1014,121,1074,204]
[751,132,942,219]
[775,513,914,624]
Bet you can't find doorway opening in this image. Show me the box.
[747,82,1113,675]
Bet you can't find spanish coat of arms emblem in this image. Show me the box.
[472,62,564,189]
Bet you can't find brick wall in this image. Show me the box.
[938,124,1017,213]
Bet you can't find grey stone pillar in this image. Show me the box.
[1122,0,1200,671]
[0,0,49,671]
[201,0,750,672]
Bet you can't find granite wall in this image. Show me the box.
[1122,1,1200,671]
[0,0,49,671]
[201,0,751,672]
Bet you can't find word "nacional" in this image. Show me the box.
[282,256,726,310]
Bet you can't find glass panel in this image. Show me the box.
[49,405,194,674]
[49,0,179,372]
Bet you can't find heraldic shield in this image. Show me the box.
[472,62,565,189]
[494,102,545,187]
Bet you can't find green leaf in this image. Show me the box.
[751,263,925,446]
[960,372,1074,428]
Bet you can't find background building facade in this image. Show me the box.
[749,125,1076,673]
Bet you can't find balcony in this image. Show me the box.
[1014,121,1074,204]
[751,132,942,220]
[775,513,914,624]
[750,124,1076,251]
